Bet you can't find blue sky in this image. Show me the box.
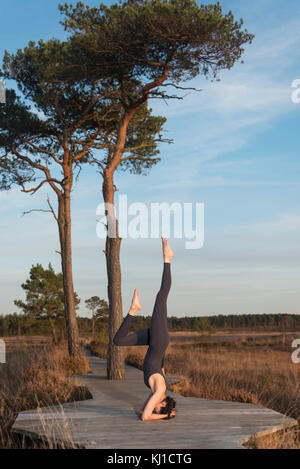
[0,0,299,318]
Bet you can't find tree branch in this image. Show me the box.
[46,196,58,222]
[73,127,105,162]
[20,178,61,194]
[22,196,58,222]
[160,83,203,92]
[9,146,63,197]
[86,157,106,173]
[23,208,52,216]
[126,49,177,112]
[19,137,63,166]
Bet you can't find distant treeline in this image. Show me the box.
[171,313,300,331]
[1,313,299,337]
[0,313,99,338]
[136,313,300,332]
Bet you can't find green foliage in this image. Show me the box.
[0,26,169,189]
[59,0,254,82]
[14,263,80,321]
[194,316,215,333]
[85,296,109,320]
[97,326,109,344]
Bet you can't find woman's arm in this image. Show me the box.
[141,391,165,421]
[144,413,169,420]
[141,408,176,421]
[138,394,152,414]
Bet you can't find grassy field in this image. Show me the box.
[0,338,91,448]
[87,331,300,449]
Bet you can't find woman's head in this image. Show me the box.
[157,395,176,418]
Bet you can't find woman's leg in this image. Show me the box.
[113,287,149,346]
[115,238,174,349]
[113,314,150,346]
[149,262,171,347]
[149,239,174,348]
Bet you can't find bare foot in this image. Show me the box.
[129,288,142,315]
[162,237,174,263]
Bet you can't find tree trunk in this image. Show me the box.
[48,315,58,345]
[103,169,125,380]
[92,312,95,338]
[57,191,80,357]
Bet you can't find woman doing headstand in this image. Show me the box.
[113,238,176,421]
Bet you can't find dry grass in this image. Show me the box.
[245,427,300,449]
[0,341,91,448]
[164,343,300,417]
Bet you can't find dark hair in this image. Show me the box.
[159,396,176,419]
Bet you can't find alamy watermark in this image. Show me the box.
[291,79,300,104]
[96,195,204,249]
[291,339,300,364]
[0,80,5,104]
[0,339,6,364]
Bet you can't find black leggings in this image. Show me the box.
[113,263,171,388]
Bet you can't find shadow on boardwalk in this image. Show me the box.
[12,351,297,449]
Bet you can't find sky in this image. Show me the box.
[0,0,299,318]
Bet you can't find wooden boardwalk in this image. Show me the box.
[13,352,297,449]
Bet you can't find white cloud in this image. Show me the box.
[152,72,293,124]
[245,17,300,64]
